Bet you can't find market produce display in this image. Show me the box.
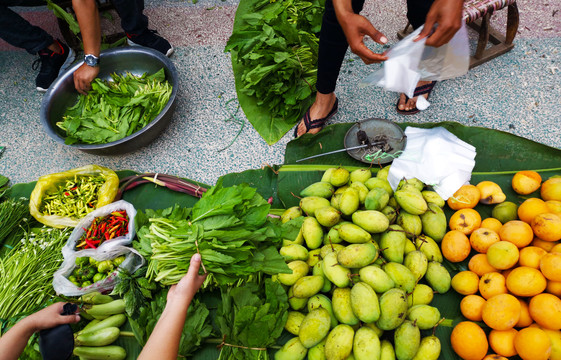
[40,174,105,218]
[68,255,126,288]
[57,69,172,145]
[76,210,129,250]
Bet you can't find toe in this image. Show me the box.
[397,94,407,110]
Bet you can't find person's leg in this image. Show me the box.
[295,0,366,137]
[110,0,148,35]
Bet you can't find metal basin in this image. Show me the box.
[40,47,178,155]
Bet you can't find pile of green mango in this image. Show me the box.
[274,166,452,360]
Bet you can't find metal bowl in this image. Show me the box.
[344,118,407,164]
[40,47,178,155]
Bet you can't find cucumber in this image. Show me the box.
[77,314,126,336]
[73,345,126,360]
[81,292,114,305]
[84,299,125,318]
[75,327,120,347]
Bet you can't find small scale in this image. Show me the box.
[296,118,407,164]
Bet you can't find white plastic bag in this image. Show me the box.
[53,245,145,297]
[62,200,136,259]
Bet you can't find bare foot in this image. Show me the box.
[397,80,433,112]
[295,92,337,137]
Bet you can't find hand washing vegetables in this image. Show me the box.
[57,68,172,145]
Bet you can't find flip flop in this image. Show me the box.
[396,81,437,115]
[294,98,339,138]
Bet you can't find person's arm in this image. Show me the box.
[72,0,101,94]
[416,0,464,47]
[332,0,388,64]
[0,303,80,360]
[138,254,207,360]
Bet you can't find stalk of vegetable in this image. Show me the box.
[40,174,105,218]
[0,175,9,199]
[115,173,207,201]
[0,198,29,246]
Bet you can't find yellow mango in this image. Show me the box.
[338,223,371,244]
[308,338,327,360]
[425,261,451,294]
[394,320,421,360]
[415,235,443,262]
[324,325,354,360]
[352,210,390,234]
[380,224,406,263]
[280,244,309,262]
[353,327,381,360]
[300,181,335,199]
[278,260,309,286]
[282,206,303,223]
[299,308,331,348]
[382,262,416,293]
[302,217,324,250]
[407,305,441,330]
[420,202,447,242]
[274,337,307,360]
[330,168,350,187]
[421,191,445,208]
[350,168,372,183]
[285,311,306,335]
[365,188,390,211]
[339,188,360,216]
[308,294,338,329]
[350,282,380,323]
[412,335,441,360]
[300,196,331,217]
[337,242,379,269]
[293,275,324,299]
[396,211,422,239]
[332,288,359,326]
[380,339,396,360]
[350,181,369,204]
[322,252,351,288]
[359,265,395,293]
[394,189,427,215]
[376,288,408,331]
[403,250,428,281]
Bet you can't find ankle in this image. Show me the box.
[45,41,62,54]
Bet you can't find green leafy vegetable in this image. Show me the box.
[0,198,29,247]
[111,266,159,318]
[57,69,172,145]
[0,175,9,199]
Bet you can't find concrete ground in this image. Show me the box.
[0,0,559,186]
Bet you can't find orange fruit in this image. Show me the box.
[482,294,521,330]
[532,237,558,252]
[486,241,519,270]
[451,321,488,360]
[452,271,480,295]
[477,181,507,205]
[449,208,482,235]
[469,253,499,276]
[483,356,508,360]
[441,230,471,262]
[532,213,561,242]
[546,280,561,297]
[518,246,547,269]
[481,217,503,233]
[541,177,561,201]
[547,200,561,214]
[470,227,501,253]
[551,243,561,253]
[516,298,533,328]
[479,272,508,300]
[518,198,551,224]
[540,252,561,281]
[514,327,552,360]
[529,293,561,330]
[540,327,561,360]
[447,184,481,210]
[512,170,542,195]
[498,220,534,248]
[489,328,518,357]
[506,266,547,297]
[461,295,486,322]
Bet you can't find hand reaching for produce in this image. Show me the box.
[167,253,207,305]
[73,63,100,95]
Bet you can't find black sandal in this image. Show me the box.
[396,81,437,115]
[294,98,339,138]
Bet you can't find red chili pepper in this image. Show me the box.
[64,192,70,196]
[105,232,110,240]
[85,239,97,249]
[90,239,101,245]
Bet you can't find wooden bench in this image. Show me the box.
[397,0,519,69]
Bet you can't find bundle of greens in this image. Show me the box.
[57,68,172,145]
[111,266,160,318]
[0,175,8,199]
[134,182,290,287]
[215,279,289,360]
[0,198,29,247]
[225,0,325,143]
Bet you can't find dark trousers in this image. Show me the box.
[316,0,434,94]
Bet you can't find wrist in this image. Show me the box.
[18,316,40,336]
[84,54,99,67]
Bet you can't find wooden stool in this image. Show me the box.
[397,0,519,69]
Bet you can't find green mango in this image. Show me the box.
[376,166,391,180]
[407,305,441,330]
[407,284,434,307]
[339,188,360,216]
[492,201,518,223]
[394,189,428,215]
[394,320,420,360]
[381,206,397,224]
[299,308,331,348]
[300,196,331,217]
[380,339,396,360]
[350,282,380,323]
[350,182,369,204]
[353,327,381,360]
[414,235,443,262]
[412,336,441,360]
[364,322,384,337]
[324,227,342,245]
[308,338,327,360]
[359,265,395,293]
[403,250,428,281]
[322,252,351,288]
[324,325,354,360]
[382,262,416,293]
[330,193,342,210]
[420,203,447,242]
[283,229,305,247]
[278,260,309,286]
[379,224,406,263]
[352,210,389,234]
[350,168,372,183]
[337,242,379,269]
[293,275,324,299]
[288,286,308,311]
[397,178,424,192]
[321,168,336,183]
[404,239,416,255]
[365,177,394,196]
[320,243,345,259]
[315,206,342,228]
[338,223,371,244]
[300,181,335,199]
[396,211,422,239]
[376,288,408,331]
[388,196,398,209]
[425,261,451,294]
[280,244,309,262]
[334,186,348,195]
[330,168,350,187]
[308,294,338,329]
[302,217,324,250]
[285,311,306,335]
[332,288,359,325]
[274,337,307,360]
[282,206,303,223]
[312,261,333,293]
[365,188,390,211]
[421,191,445,208]
[307,249,322,267]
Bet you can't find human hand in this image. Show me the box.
[23,302,80,333]
[73,63,99,95]
[416,0,463,47]
[167,254,207,304]
[338,13,389,64]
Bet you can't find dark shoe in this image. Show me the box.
[396,81,437,115]
[127,29,174,57]
[294,98,339,138]
[33,40,75,92]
